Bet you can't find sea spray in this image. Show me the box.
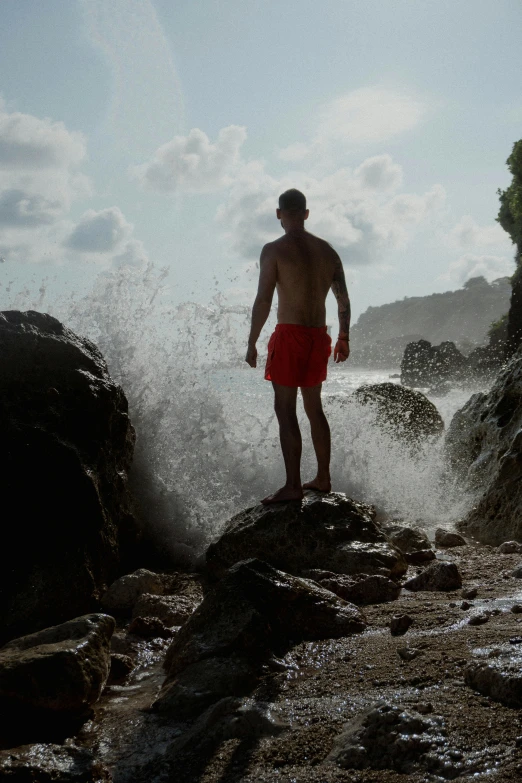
[4,263,479,560]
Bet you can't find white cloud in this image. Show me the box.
[442,253,514,284]
[66,207,133,253]
[448,215,507,248]
[279,87,426,161]
[133,125,247,193]
[217,158,445,265]
[0,99,86,170]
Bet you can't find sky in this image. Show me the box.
[0,0,521,324]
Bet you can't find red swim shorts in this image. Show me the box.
[265,323,332,387]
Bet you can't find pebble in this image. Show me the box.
[397,646,421,661]
[460,601,473,610]
[468,612,490,626]
[390,614,414,636]
[511,604,522,613]
[461,587,478,599]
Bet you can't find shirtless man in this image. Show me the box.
[245,188,351,504]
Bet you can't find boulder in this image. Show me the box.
[390,615,414,636]
[434,528,467,547]
[132,593,196,626]
[0,744,112,782]
[127,616,175,639]
[206,492,407,580]
[0,614,114,742]
[465,645,522,707]
[318,574,401,605]
[497,540,522,554]
[384,524,435,563]
[108,653,134,684]
[0,310,138,643]
[101,569,164,614]
[353,383,444,443]
[327,702,465,777]
[400,339,468,388]
[446,346,522,544]
[155,559,365,716]
[403,561,462,592]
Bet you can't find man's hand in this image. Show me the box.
[245,343,257,367]
[334,338,349,363]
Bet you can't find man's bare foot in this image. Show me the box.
[261,485,304,505]
[303,477,331,493]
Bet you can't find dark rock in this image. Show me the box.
[0,310,138,644]
[401,339,469,388]
[0,744,112,781]
[512,564,522,578]
[132,593,196,626]
[468,612,490,626]
[403,561,463,592]
[397,646,421,661]
[127,616,174,639]
[497,540,522,554]
[108,653,134,684]
[390,615,414,636]
[511,604,522,613]
[461,601,473,610]
[434,528,467,547]
[465,645,522,707]
[155,559,365,716]
[319,574,401,605]
[101,569,164,615]
[385,524,435,564]
[153,656,257,718]
[206,492,407,580]
[353,383,444,443]
[327,702,465,777]
[446,347,522,544]
[0,614,113,743]
[461,587,478,599]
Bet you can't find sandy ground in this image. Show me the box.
[81,543,522,783]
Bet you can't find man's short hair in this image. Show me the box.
[278,188,306,212]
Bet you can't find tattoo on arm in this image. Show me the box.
[331,255,351,336]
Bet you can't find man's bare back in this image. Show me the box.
[264,231,341,328]
[245,188,350,505]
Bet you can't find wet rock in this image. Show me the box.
[327,701,465,777]
[498,540,522,554]
[384,524,435,564]
[435,528,467,547]
[319,574,401,605]
[401,339,469,389]
[132,593,196,626]
[0,311,138,644]
[0,743,112,781]
[397,646,421,661]
[465,644,522,707]
[390,614,414,636]
[511,603,522,613]
[206,492,407,580]
[403,561,462,592]
[0,614,113,741]
[156,559,365,716]
[127,616,174,639]
[446,346,522,544]
[468,612,490,626]
[511,564,522,578]
[353,383,444,443]
[164,558,365,678]
[107,653,134,684]
[461,601,473,610]
[462,587,478,599]
[153,656,257,718]
[101,569,164,614]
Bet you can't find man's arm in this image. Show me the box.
[331,253,351,362]
[245,245,277,367]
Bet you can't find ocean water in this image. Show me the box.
[9,264,487,562]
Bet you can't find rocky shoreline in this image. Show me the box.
[3,310,522,782]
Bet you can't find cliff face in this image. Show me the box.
[350,277,511,367]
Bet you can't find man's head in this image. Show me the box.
[277,188,309,230]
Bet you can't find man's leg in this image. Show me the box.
[301,384,331,492]
[261,382,304,504]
